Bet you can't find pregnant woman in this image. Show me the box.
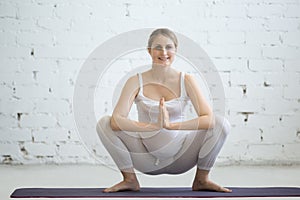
[96,28,231,193]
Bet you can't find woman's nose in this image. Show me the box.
[161,48,167,54]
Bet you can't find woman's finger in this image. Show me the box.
[160,97,164,107]
[158,97,164,128]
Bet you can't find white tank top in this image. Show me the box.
[135,72,189,123]
[134,72,190,161]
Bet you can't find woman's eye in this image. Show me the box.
[154,46,162,50]
[153,45,175,51]
[166,46,174,50]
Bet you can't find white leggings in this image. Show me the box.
[96,116,230,175]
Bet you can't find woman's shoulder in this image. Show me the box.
[183,72,198,90]
[121,74,140,95]
[125,74,139,86]
[183,72,193,82]
[126,70,152,84]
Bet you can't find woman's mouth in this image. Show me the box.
[158,56,170,61]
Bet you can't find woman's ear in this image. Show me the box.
[147,47,151,55]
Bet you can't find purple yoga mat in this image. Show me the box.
[10,187,300,198]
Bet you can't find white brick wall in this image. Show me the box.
[0,0,299,166]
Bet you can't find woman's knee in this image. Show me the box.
[96,115,111,135]
[214,115,231,136]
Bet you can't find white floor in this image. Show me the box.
[2,164,300,200]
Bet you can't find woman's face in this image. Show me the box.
[148,35,176,67]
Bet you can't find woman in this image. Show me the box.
[96,28,231,193]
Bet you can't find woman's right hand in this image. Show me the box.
[157,98,164,129]
[157,97,171,129]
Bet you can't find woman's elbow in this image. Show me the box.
[208,114,216,129]
[110,116,120,131]
[203,114,215,129]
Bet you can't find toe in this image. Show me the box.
[220,187,232,193]
[102,188,109,193]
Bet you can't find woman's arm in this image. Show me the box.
[168,74,215,130]
[110,75,160,132]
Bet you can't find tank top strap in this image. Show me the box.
[137,73,143,95]
[180,72,187,98]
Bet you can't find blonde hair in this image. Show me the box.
[147,28,178,49]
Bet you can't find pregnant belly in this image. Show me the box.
[140,129,186,159]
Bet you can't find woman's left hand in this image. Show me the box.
[159,97,171,129]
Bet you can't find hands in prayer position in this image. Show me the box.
[158,97,170,129]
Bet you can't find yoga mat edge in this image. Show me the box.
[10,187,300,198]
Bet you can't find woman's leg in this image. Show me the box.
[96,116,177,191]
[98,115,190,171]
[96,116,139,192]
[97,115,231,192]
[150,116,231,192]
[96,116,133,170]
[192,116,231,192]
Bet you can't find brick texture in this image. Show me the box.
[0,0,299,165]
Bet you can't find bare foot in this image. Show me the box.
[103,180,140,193]
[192,180,232,193]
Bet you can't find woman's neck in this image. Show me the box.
[150,63,174,83]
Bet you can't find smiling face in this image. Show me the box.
[148,34,177,67]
